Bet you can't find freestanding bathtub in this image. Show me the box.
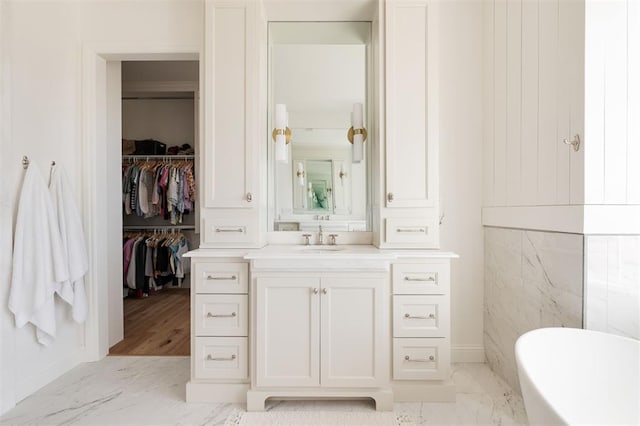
[516,327,639,425]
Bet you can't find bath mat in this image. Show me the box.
[224,409,415,426]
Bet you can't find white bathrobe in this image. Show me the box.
[49,165,89,323]
[9,163,69,345]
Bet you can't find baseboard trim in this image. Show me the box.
[16,352,83,403]
[451,345,485,363]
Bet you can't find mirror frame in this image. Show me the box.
[266,21,374,240]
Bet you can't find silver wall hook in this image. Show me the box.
[22,156,30,169]
[563,134,581,152]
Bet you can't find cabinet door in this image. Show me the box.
[203,0,258,209]
[384,0,437,209]
[320,277,387,387]
[255,277,320,387]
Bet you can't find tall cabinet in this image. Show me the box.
[200,0,265,248]
[379,0,440,248]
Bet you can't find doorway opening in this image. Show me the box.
[108,60,199,356]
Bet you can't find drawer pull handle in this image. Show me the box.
[207,275,237,281]
[404,276,436,282]
[246,192,253,202]
[207,312,237,318]
[207,354,237,361]
[396,228,426,233]
[313,288,319,294]
[215,228,244,233]
[404,313,436,320]
[405,355,435,362]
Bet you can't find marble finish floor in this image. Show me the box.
[0,357,528,425]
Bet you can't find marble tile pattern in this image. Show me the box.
[585,235,640,339]
[0,356,527,425]
[484,227,584,394]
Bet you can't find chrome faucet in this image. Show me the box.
[317,225,324,245]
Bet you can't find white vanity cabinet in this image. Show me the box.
[185,254,252,403]
[391,258,452,398]
[200,0,264,248]
[380,0,440,248]
[254,275,387,389]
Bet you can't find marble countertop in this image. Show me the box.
[185,245,459,260]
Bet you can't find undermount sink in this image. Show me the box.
[297,245,345,252]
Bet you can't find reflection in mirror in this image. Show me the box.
[269,22,371,232]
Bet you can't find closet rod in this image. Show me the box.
[123,225,195,231]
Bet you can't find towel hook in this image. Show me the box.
[22,156,30,169]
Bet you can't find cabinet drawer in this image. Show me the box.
[195,262,248,294]
[385,217,437,246]
[393,263,449,295]
[195,295,248,337]
[194,337,248,380]
[393,295,449,338]
[393,338,449,380]
[202,211,258,246]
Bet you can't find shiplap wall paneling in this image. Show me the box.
[556,0,572,205]
[506,0,522,205]
[520,0,539,206]
[483,0,495,206]
[629,0,640,204]
[493,0,507,205]
[537,0,559,206]
[566,0,585,205]
[602,0,637,204]
[603,1,628,204]
[584,0,606,204]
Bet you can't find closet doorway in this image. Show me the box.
[108,60,199,356]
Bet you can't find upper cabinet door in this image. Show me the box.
[203,0,259,209]
[384,0,438,209]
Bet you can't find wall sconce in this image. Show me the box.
[296,162,305,186]
[307,182,314,198]
[347,103,367,163]
[273,103,291,163]
[339,163,348,184]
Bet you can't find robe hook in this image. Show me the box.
[22,156,30,169]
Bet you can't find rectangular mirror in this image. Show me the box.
[268,22,371,232]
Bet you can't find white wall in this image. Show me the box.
[0,0,203,414]
[584,0,640,205]
[0,0,16,414]
[438,0,485,360]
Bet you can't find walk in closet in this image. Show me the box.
[110,60,199,356]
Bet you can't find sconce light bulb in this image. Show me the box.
[274,104,288,163]
[351,103,364,163]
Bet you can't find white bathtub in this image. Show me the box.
[516,327,639,426]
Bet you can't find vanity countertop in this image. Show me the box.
[185,245,459,260]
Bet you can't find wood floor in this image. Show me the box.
[109,288,190,356]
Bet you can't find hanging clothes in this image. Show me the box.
[9,163,69,346]
[122,160,196,225]
[49,164,89,324]
[122,231,190,298]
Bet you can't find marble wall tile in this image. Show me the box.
[484,227,584,394]
[586,235,640,339]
